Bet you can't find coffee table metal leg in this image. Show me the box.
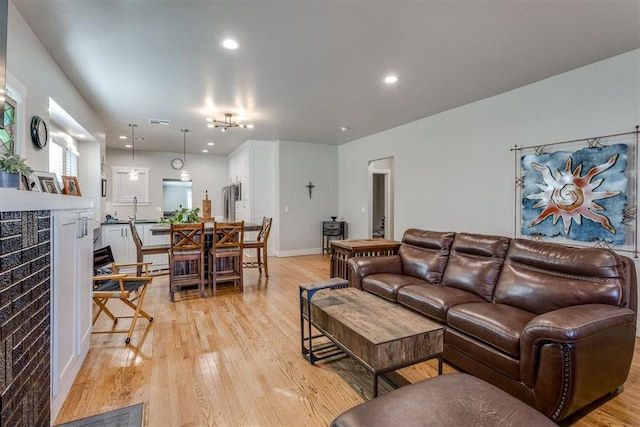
[299,288,305,356]
[373,374,379,398]
[299,279,349,365]
[307,296,315,364]
[438,355,443,375]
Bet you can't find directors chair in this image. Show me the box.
[92,246,154,344]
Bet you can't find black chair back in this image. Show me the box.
[94,246,115,272]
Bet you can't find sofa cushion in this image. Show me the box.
[442,233,510,301]
[397,284,486,322]
[447,302,536,357]
[495,239,626,314]
[399,229,454,283]
[445,329,521,380]
[362,274,430,302]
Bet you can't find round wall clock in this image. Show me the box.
[30,116,49,151]
[171,158,184,170]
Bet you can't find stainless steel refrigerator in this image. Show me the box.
[222,183,241,221]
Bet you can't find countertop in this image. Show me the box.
[101,219,161,225]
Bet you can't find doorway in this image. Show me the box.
[368,157,394,240]
[162,179,192,218]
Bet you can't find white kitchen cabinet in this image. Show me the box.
[50,208,93,423]
[101,222,168,271]
[227,141,276,253]
[101,223,137,266]
[142,223,169,270]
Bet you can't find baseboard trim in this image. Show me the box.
[276,248,324,257]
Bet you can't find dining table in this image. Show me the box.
[149,221,262,236]
[150,221,262,289]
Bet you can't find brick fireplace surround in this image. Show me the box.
[0,210,51,426]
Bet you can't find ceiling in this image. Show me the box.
[12,0,640,156]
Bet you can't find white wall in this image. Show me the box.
[339,49,640,240]
[105,148,228,222]
[278,140,339,255]
[7,2,105,171]
[338,49,640,334]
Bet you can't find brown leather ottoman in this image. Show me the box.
[331,373,556,427]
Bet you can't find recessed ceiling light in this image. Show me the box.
[221,39,239,50]
[119,135,127,139]
[246,124,254,129]
[202,149,208,153]
[340,126,350,132]
[384,75,399,84]
[206,117,213,122]
[207,124,214,128]
[124,144,132,148]
[207,142,214,146]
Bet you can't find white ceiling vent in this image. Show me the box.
[149,119,172,125]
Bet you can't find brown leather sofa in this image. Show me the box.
[348,229,637,422]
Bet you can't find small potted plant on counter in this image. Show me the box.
[0,153,33,189]
[162,205,201,223]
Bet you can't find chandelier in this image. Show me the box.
[209,113,254,132]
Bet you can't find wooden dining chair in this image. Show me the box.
[92,246,154,344]
[129,220,170,276]
[169,223,206,302]
[242,217,272,277]
[210,221,245,295]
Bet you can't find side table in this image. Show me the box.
[322,221,345,254]
[299,277,349,364]
[330,239,401,280]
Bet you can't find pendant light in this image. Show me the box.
[180,129,190,181]
[128,123,139,181]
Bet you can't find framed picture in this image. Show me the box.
[62,175,82,196]
[101,178,107,197]
[19,174,30,191]
[32,171,61,194]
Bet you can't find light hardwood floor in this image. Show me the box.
[56,255,640,426]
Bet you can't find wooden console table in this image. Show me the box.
[330,238,401,280]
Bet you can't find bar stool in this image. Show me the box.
[129,220,170,276]
[242,217,272,277]
[168,223,205,302]
[210,221,244,295]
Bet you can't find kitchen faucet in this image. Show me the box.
[133,196,138,221]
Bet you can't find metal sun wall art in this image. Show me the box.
[521,144,627,245]
[514,127,639,256]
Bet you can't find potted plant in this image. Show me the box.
[162,205,201,223]
[0,153,33,189]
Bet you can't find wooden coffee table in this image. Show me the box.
[308,288,444,397]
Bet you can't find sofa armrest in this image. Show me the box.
[520,304,636,387]
[347,255,402,289]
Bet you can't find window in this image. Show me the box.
[49,141,79,185]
